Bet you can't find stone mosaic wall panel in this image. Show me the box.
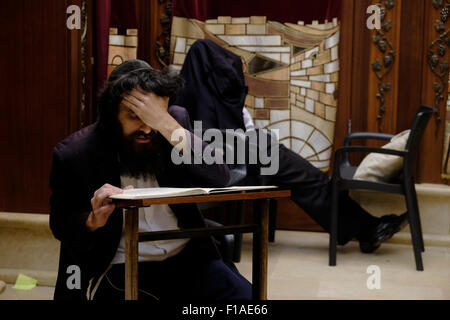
[170,16,340,171]
[107,28,138,78]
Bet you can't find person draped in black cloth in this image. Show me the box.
[172,39,408,253]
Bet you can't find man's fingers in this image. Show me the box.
[91,195,103,210]
[122,96,140,109]
[92,186,123,210]
[101,198,113,206]
[101,183,122,193]
[97,189,122,200]
[123,95,144,110]
[123,185,135,190]
[124,93,142,105]
[90,204,116,228]
[106,185,123,193]
[93,203,116,218]
[129,88,149,102]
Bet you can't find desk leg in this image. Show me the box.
[252,199,269,300]
[125,207,139,300]
[233,200,245,262]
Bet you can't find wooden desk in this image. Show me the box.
[112,189,291,300]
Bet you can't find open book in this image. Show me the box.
[109,186,278,200]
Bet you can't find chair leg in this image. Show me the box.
[404,181,424,271]
[268,199,277,243]
[232,200,245,263]
[410,186,425,252]
[329,181,339,266]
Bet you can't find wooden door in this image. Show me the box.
[0,0,94,213]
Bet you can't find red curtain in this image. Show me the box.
[172,0,342,24]
[110,0,138,33]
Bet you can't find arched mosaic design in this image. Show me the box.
[169,16,340,172]
[107,28,138,78]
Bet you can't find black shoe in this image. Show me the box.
[359,213,409,253]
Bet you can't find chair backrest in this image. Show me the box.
[403,105,435,170]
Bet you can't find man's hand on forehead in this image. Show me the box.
[121,86,187,150]
[121,86,170,132]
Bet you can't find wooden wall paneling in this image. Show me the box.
[333,0,356,151]
[82,0,95,127]
[68,0,82,134]
[0,0,26,212]
[149,0,164,68]
[396,0,426,132]
[137,0,152,66]
[366,0,402,136]
[70,0,95,128]
[350,0,370,136]
[417,0,449,183]
[350,0,372,137]
[334,0,372,167]
[65,0,93,132]
[137,0,170,69]
[0,0,88,213]
[337,0,447,183]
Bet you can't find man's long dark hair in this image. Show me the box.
[96,61,184,178]
[97,65,184,136]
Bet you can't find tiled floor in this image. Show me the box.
[1,230,449,300]
[237,231,450,300]
[0,284,54,300]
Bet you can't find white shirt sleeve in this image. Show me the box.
[242,106,255,131]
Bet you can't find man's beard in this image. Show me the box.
[118,129,166,180]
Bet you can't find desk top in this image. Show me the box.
[112,189,291,208]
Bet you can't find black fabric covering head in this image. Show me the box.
[172,39,248,131]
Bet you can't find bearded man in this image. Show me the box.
[49,60,252,301]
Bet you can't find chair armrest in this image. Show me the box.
[340,132,395,166]
[333,146,406,179]
[343,132,394,146]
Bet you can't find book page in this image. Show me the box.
[203,185,278,194]
[109,187,206,200]
[109,186,278,200]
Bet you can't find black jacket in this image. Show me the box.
[49,105,230,300]
[173,39,248,131]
